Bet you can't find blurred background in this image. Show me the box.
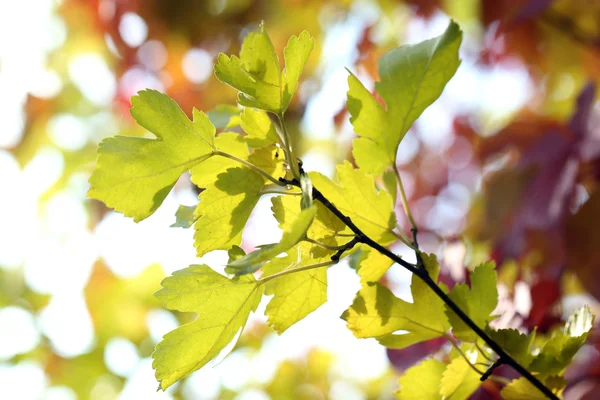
[2,0,600,399]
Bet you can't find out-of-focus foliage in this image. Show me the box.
[3,0,600,399]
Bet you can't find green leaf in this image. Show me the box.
[439,349,483,399]
[343,254,449,348]
[272,195,347,248]
[194,167,265,257]
[261,242,329,333]
[215,25,314,114]
[226,206,317,275]
[347,21,462,175]
[309,161,396,245]
[247,145,285,183]
[153,265,263,390]
[88,89,216,222]
[190,132,248,188]
[445,261,498,342]
[486,327,535,367]
[207,104,241,129]
[355,245,394,283]
[529,305,594,376]
[240,108,279,148]
[394,358,445,399]
[171,204,198,228]
[282,30,315,111]
[500,376,566,400]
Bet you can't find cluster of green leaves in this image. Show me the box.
[88,21,594,399]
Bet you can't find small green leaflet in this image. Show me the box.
[343,253,449,348]
[194,167,265,257]
[501,376,566,399]
[529,305,594,376]
[445,261,498,342]
[240,108,279,147]
[215,24,314,114]
[261,242,329,333]
[153,265,263,390]
[440,347,484,399]
[310,161,396,245]
[226,206,317,275]
[171,204,198,228]
[88,90,216,222]
[354,245,394,283]
[395,358,445,400]
[486,327,536,367]
[348,21,462,175]
[207,104,240,129]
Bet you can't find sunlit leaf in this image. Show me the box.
[248,145,285,183]
[445,262,498,342]
[486,327,535,367]
[439,349,483,399]
[88,90,216,221]
[343,254,449,348]
[171,204,198,228]
[355,245,394,283]
[282,30,315,111]
[153,265,263,390]
[194,167,265,257]
[262,242,329,333]
[240,108,279,148]
[190,132,248,188]
[226,206,317,275]
[394,358,445,399]
[501,376,566,399]
[207,104,241,129]
[310,161,396,244]
[347,21,462,174]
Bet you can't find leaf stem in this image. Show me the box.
[444,333,486,376]
[392,165,417,233]
[258,260,335,285]
[275,115,301,180]
[214,150,287,187]
[304,237,348,251]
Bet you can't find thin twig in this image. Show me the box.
[215,151,287,186]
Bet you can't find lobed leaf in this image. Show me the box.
[445,261,498,342]
[501,376,566,399]
[309,162,396,245]
[394,358,445,399]
[88,90,216,221]
[486,327,535,367]
[153,265,263,390]
[347,20,462,175]
[171,204,198,228]
[439,348,483,399]
[190,132,248,188]
[240,108,279,148]
[343,254,449,348]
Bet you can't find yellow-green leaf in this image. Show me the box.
[486,327,535,367]
[240,108,279,148]
[88,89,216,222]
[394,358,445,399]
[347,21,462,175]
[343,254,449,348]
[207,104,241,129]
[215,25,314,114]
[171,204,198,228]
[153,265,263,390]
[261,242,328,333]
[501,376,566,400]
[226,206,317,275]
[355,245,394,283]
[282,30,315,111]
[529,305,595,376]
[446,261,498,342]
[439,350,483,400]
[309,162,396,244]
[248,145,285,183]
[194,167,265,257]
[190,132,248,188]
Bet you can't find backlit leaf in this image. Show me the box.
[343,254,449,348]
[501,376,566,399]
[240,108,279,148]
[394,358,445,399]
[194,167,265,257]
[486,327,535,367]
[445,262,498,342]
[282,30,315,111]
[171,204,198,228]
[262,242,329,333]
[347,21,462,174]
[153,265,263,390]
[190,132,248,188]
[439,349,483,399]
[88,89,216,221]
[226,206,317,275]
[355,245,394,283]
[310,161,396,244]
